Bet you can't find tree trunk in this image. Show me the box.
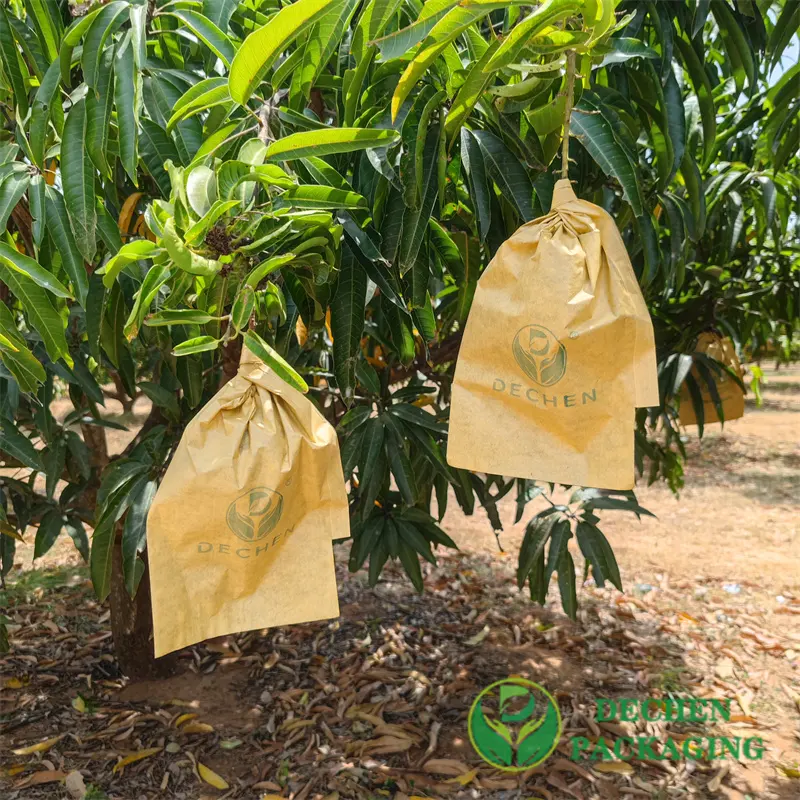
[109,528,177,680]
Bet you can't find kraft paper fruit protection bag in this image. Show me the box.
[147,347,349,657]
[679,332,745,426]
[447,179,659,490]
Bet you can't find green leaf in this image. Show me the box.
[483,0,583,73]
[0,168,30,234]
[445,39,501,141]
[296,0,359,100]
[398,539,424,593]
[576,521,622,591]
[663,70,686,179]
[712,0,755,93]
[122,478,157,597]
[64,517,89,562]
[114,36,141,185]
[203,0,238,32]
[391,1,512,120]
[280,185,367,210]
[399,124,440,272]
[167,78,231,132]
[100,240,160,288]
[461,129,492,240]
[61,97,97,262]
[29,59,61,168]
[352,0,404,62]
[124,265,171,340]
[674,34,717,164]
[471,130,534,221]
[0,241,71,299]
[0,5,30,116]
[0,417,44,470]
[172,335,221,356]
[34,509,63,560]
[331,245,367,402]
[166,10,235,66]
[229,0,338,105]
[571,102,644,217]
[557,550,577,620]
[384,416,417,505]
[86,46,115,179]
[145,309,218,327]
[679,151,705,240]
[598,37,660,66]
[42,435,66,501]
[517,515,553,588]
[371,3,454,61]
[231,284,256,332]
[243,330,309,393]
[544,518,571,585]
[245,254,295,288]
[266,128,400,161]
[81,1,129,90]
[28,173,45,248]
[139,119,180,196]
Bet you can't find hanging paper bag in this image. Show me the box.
[679,332,745,426]
[147,347,348,657]
[447,179,659,490]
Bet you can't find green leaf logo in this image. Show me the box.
[512,324,568,387]
[468,678,562,772]
[226,487,284,542]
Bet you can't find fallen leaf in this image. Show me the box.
[112,747,162,773]
[360,734,413,755]
[465,625,490,646]
[72,695,87,713]
[707,763,730,792]
[593,762,635,776]
[175,713,199,727]
[778,765,800,779]
[181,721,215,734]
[12,735,63,755]
[198,762,229,789]
[423,758,472,776]
[220,739,243,750]
[445,767,479,786]
[14,770,68,788]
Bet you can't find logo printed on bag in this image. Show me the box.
[512,325,567,386]
[468,678,562,771]
[226,487,284,542]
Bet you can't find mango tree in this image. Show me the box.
[0,0,797,674]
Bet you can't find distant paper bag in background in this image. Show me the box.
[679,332,745,426]
[447,179,659,490]
[147,347,349,657]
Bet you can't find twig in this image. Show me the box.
[561,50,577,181]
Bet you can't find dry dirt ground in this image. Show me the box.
[1,367,798,800]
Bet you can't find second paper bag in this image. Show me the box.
[448,179,659,490]
[147,347,349,657]
[679,332,745,426]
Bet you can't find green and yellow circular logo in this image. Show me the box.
[512,324,568,386]
[468,678,562,772]
[226,487,283,542]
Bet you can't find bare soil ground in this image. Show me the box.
[1,367,799,800]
